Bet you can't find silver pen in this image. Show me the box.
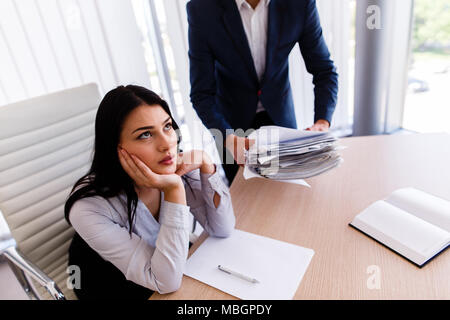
[217,265,260,284]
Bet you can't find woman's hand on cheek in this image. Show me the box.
[175,150,216,176]
[118,147,183,192]
[175,150,202,176]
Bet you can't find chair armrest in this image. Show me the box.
[3,247,65,300]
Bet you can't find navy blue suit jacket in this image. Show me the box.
[187,0,338,137]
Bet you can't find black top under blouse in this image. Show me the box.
[68,232,154,300]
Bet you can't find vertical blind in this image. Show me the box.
[0,0,149,106]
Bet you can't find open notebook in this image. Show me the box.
[349,188,450,268]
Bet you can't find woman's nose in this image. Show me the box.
[158,133,175,152]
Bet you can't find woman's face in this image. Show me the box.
[119,104,178,175]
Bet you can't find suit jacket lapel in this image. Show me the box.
[262,0,284,86]
[221,0,259,85]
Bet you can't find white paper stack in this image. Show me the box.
[245,126,343,180]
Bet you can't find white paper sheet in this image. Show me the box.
[184,229,315,300]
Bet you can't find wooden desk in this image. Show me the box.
[151,133,450,299]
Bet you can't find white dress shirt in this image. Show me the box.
[235,0,270,114]
[69,167,235,294]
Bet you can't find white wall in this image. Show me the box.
[0,0,150,107]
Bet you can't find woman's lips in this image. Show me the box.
[159,155,173,165]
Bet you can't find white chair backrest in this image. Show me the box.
[0,83,100,299]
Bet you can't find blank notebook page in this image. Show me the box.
[386,188,450,232]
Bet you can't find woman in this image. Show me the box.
[64,85,235,300]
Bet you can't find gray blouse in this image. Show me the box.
[68,166,235,294]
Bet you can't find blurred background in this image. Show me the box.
[403,0,450,133]
[1,0,448,147]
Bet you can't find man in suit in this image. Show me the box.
[187,0,338,184]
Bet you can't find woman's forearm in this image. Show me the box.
[163,184,187,205]
[200,162,221,208]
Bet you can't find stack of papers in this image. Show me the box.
[245,126,343,180]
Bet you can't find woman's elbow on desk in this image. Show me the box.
[156,280,182,295]
[211,227,234,238]
[208,214,236,238]
[151,271,183,295]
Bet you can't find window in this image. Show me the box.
[402,0,450,133]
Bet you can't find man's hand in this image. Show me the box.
[305,119,330,132]
[225,134,255,167]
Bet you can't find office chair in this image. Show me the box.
[0,83,100,300]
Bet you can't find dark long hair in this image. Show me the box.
[64,85,186,235]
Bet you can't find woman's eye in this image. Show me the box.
[138,131,152,139]
[164,123,173,130]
